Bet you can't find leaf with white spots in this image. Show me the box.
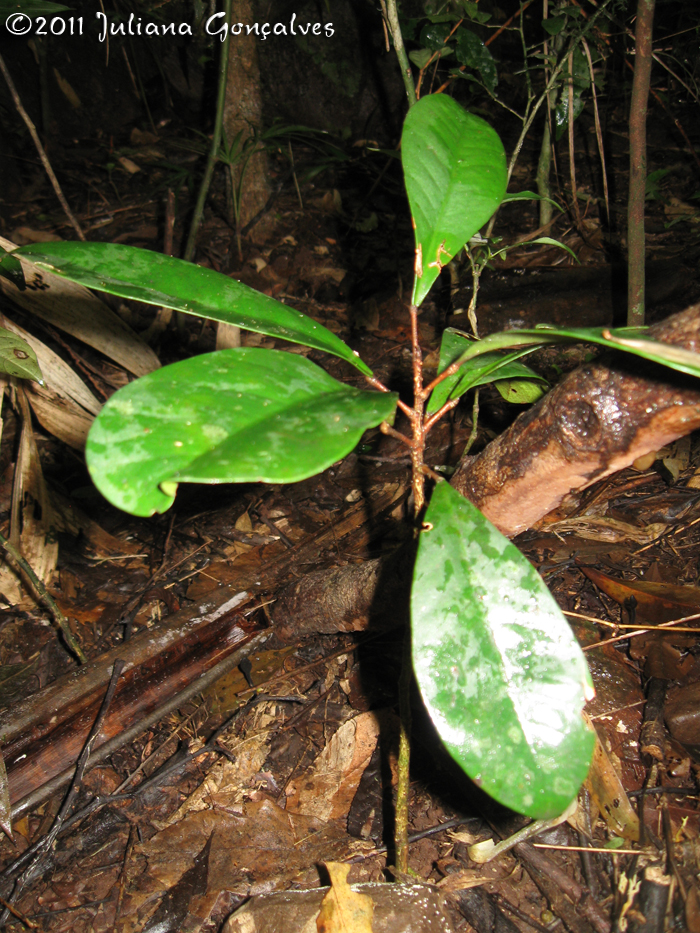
[16,242,371,375]
[411,482,594,818]
[86,348,397,516]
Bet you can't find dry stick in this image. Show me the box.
[0,531,86,665]
[182,0,231,263]
[581,38,611,225]
[485,0,617,241]
[0,53,85,242]
[567,51,584,234]
[0,660,125,927]
[514,841,611,933]
[0,897,38,930]
[627,0,656,327]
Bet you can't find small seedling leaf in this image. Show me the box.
[402,95,507,307]
[427,328,544,413]
[86,348,397,516]
[0,327,43,383]
[0,250,25,290]
[494,377,547,404]
[16,242,371,376]
[412,481,595,818]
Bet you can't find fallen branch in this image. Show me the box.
[452,303,700,536]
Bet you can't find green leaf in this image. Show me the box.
[0,250,25,290]
[645,168,672,201]
[501,191,563,211]
[457,1,491,25]
[16,242,371,376]
[402,96,507,307]
[442,323,700,385]
[494,377,547,404]
[527,237,579,262]
[409,49,436,69]
[411,482,594,818]
[427,328,545,413]
[419,21,452,51]
[0,327,43,383]
[0,0,71,20]
[542,14,566,35]
[454,28,498,93]
[553,47,590,139]
[86,348,398,517]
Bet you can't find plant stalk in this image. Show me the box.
[382,0,417,107]
[0,53,85,242]
[409,305,426,515]
[0,531,86,664]
[627,0,656,327]
[394,303,428,874]
[183,0,232,263]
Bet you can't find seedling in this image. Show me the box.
[9,94,700,860]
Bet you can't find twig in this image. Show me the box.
[0,53,85,241]
[183,0,232,262]
[0,897,38,929]
[0,660,125,926]
[0,530,86,664]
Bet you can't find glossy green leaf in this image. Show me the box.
[411,482,595,818]
[16,242,371,376]
[401,96,507,307]
[0,0,71,20]
[86,348,397,517]
[427,328,545,413]
[454,28,498,93]
[0,250,25,290]
[445,324,700,383]
[0,327,43,383]
[419,21,452,51]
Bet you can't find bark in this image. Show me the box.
[452,303,700,537]
[224,0,272,237]
[627,0,656,326]
[218,0,273,349]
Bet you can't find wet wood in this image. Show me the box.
[1,484,406,815]
[452,303,700,536]
[1,589,262,811]
[514,842,611,933]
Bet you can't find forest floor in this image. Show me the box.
[2,116,700,932]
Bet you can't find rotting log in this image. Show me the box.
[452,303,700,537]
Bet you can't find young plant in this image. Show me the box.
[12,94,700,855]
